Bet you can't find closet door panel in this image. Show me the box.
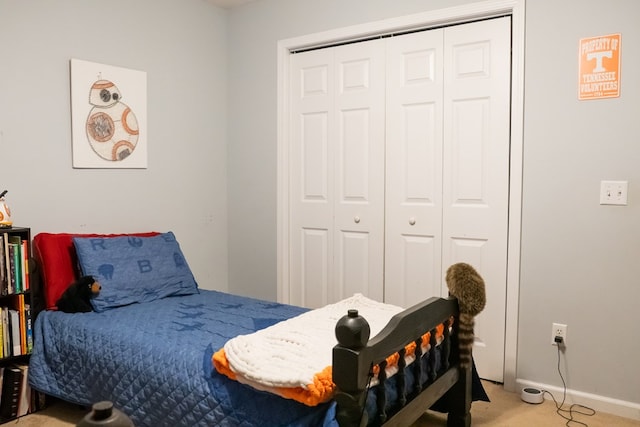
[298,229,330,308]
[289,40,386,307]
[290,49,335,308]
[332,40,386,303]
[447,98,494,231]
[338,231,374,299]
[442,17,511,382]
[385,30,444,307]
[390,235,438,306]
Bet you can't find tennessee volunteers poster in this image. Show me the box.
[579,34,621,100]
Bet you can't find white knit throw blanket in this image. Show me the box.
[222,294,403,389]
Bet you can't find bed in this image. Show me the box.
[27,231,486,426]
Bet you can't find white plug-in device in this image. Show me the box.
[521,387,544,404]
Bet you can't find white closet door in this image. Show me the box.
[333,41,386,304]
[289,40,386,308]
[384,30,445,307]
[289,48,334,308]
[287,17,511,383]
[442,17,511,382]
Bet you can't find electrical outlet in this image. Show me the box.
[551,323,567,345]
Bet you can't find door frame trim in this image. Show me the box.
[276,0,525,391]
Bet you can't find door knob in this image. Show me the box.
[409,217,416,226]
[354,216,361,223]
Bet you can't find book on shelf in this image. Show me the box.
[24,304,32,354]
[17,295,26,355]
[1,308,8,358]
[0,366,4,402]
[20,239,28,291]
[0,235,6,294]
[6,244,16,295]
[0,365,22,420]
[16,363,30,417]
[8,309,20,357]
[1,235,9,296]
[7,236,22,294]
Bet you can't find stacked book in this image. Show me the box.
[0,234,29,296]
[0,296,32,359]
[0,363,34,420]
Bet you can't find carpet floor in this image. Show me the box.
[9,381,640,426]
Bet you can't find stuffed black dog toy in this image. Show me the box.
[56,275,102,313]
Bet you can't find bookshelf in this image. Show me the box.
[0,227,39,423]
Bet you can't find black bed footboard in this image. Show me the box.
[332,297,471,427]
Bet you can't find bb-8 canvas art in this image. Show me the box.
[86,79,139,162]
[71,59,147,168]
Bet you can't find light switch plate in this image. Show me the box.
[600,180,628,205]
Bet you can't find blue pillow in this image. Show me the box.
[73,232,199,312]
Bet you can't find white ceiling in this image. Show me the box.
[206,0,257,9]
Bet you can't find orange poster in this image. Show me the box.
[578,34,621,100]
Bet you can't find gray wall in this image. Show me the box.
[519,0,640,404]
[0,0,229,291]
[226,0,640,409]
[1,0,638,414]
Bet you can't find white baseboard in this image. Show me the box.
[516,379,640,421]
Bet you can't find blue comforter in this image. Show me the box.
[28,290,338,427]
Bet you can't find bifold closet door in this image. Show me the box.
[385,17,511,382]
[442,17,511,383]
[289,40,386,308]
[384,28,445,308]
[287,16,511,382]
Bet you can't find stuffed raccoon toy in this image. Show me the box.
[445,262,486,369]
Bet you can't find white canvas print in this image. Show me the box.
[70,58,147,168]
